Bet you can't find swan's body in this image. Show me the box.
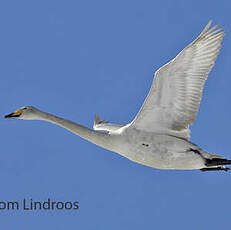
[5,21,231,171]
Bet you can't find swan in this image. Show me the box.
[5,21,231,171]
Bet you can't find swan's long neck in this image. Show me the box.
[36,111,112,149]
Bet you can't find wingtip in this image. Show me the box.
[95,113,99,119]
[94,113,104,125]
[205,20,212,29]
[200,20,213,35]
[94,113,100,124]
[197,20,226,40]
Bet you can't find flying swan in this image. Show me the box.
[5,21,231,171]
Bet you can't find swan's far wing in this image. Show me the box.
[93,114,124,132]
[130,21,224,140]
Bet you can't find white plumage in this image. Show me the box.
[5,21,231,171]
[131,21,224,140]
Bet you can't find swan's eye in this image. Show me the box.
[23,107,28,110]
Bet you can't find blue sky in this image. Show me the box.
[1,0,231,229]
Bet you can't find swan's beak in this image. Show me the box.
[4,109,22,118]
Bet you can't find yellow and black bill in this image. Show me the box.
[4,109,22,118]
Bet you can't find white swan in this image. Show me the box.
[5,21,231,171]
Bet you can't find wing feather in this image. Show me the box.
[130,21,225,140]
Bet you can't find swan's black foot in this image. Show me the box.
[200,167,230,172]
[205,158,231,167]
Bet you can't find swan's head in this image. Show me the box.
[4,106,42,120]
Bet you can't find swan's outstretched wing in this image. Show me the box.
[131,21,225,140]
